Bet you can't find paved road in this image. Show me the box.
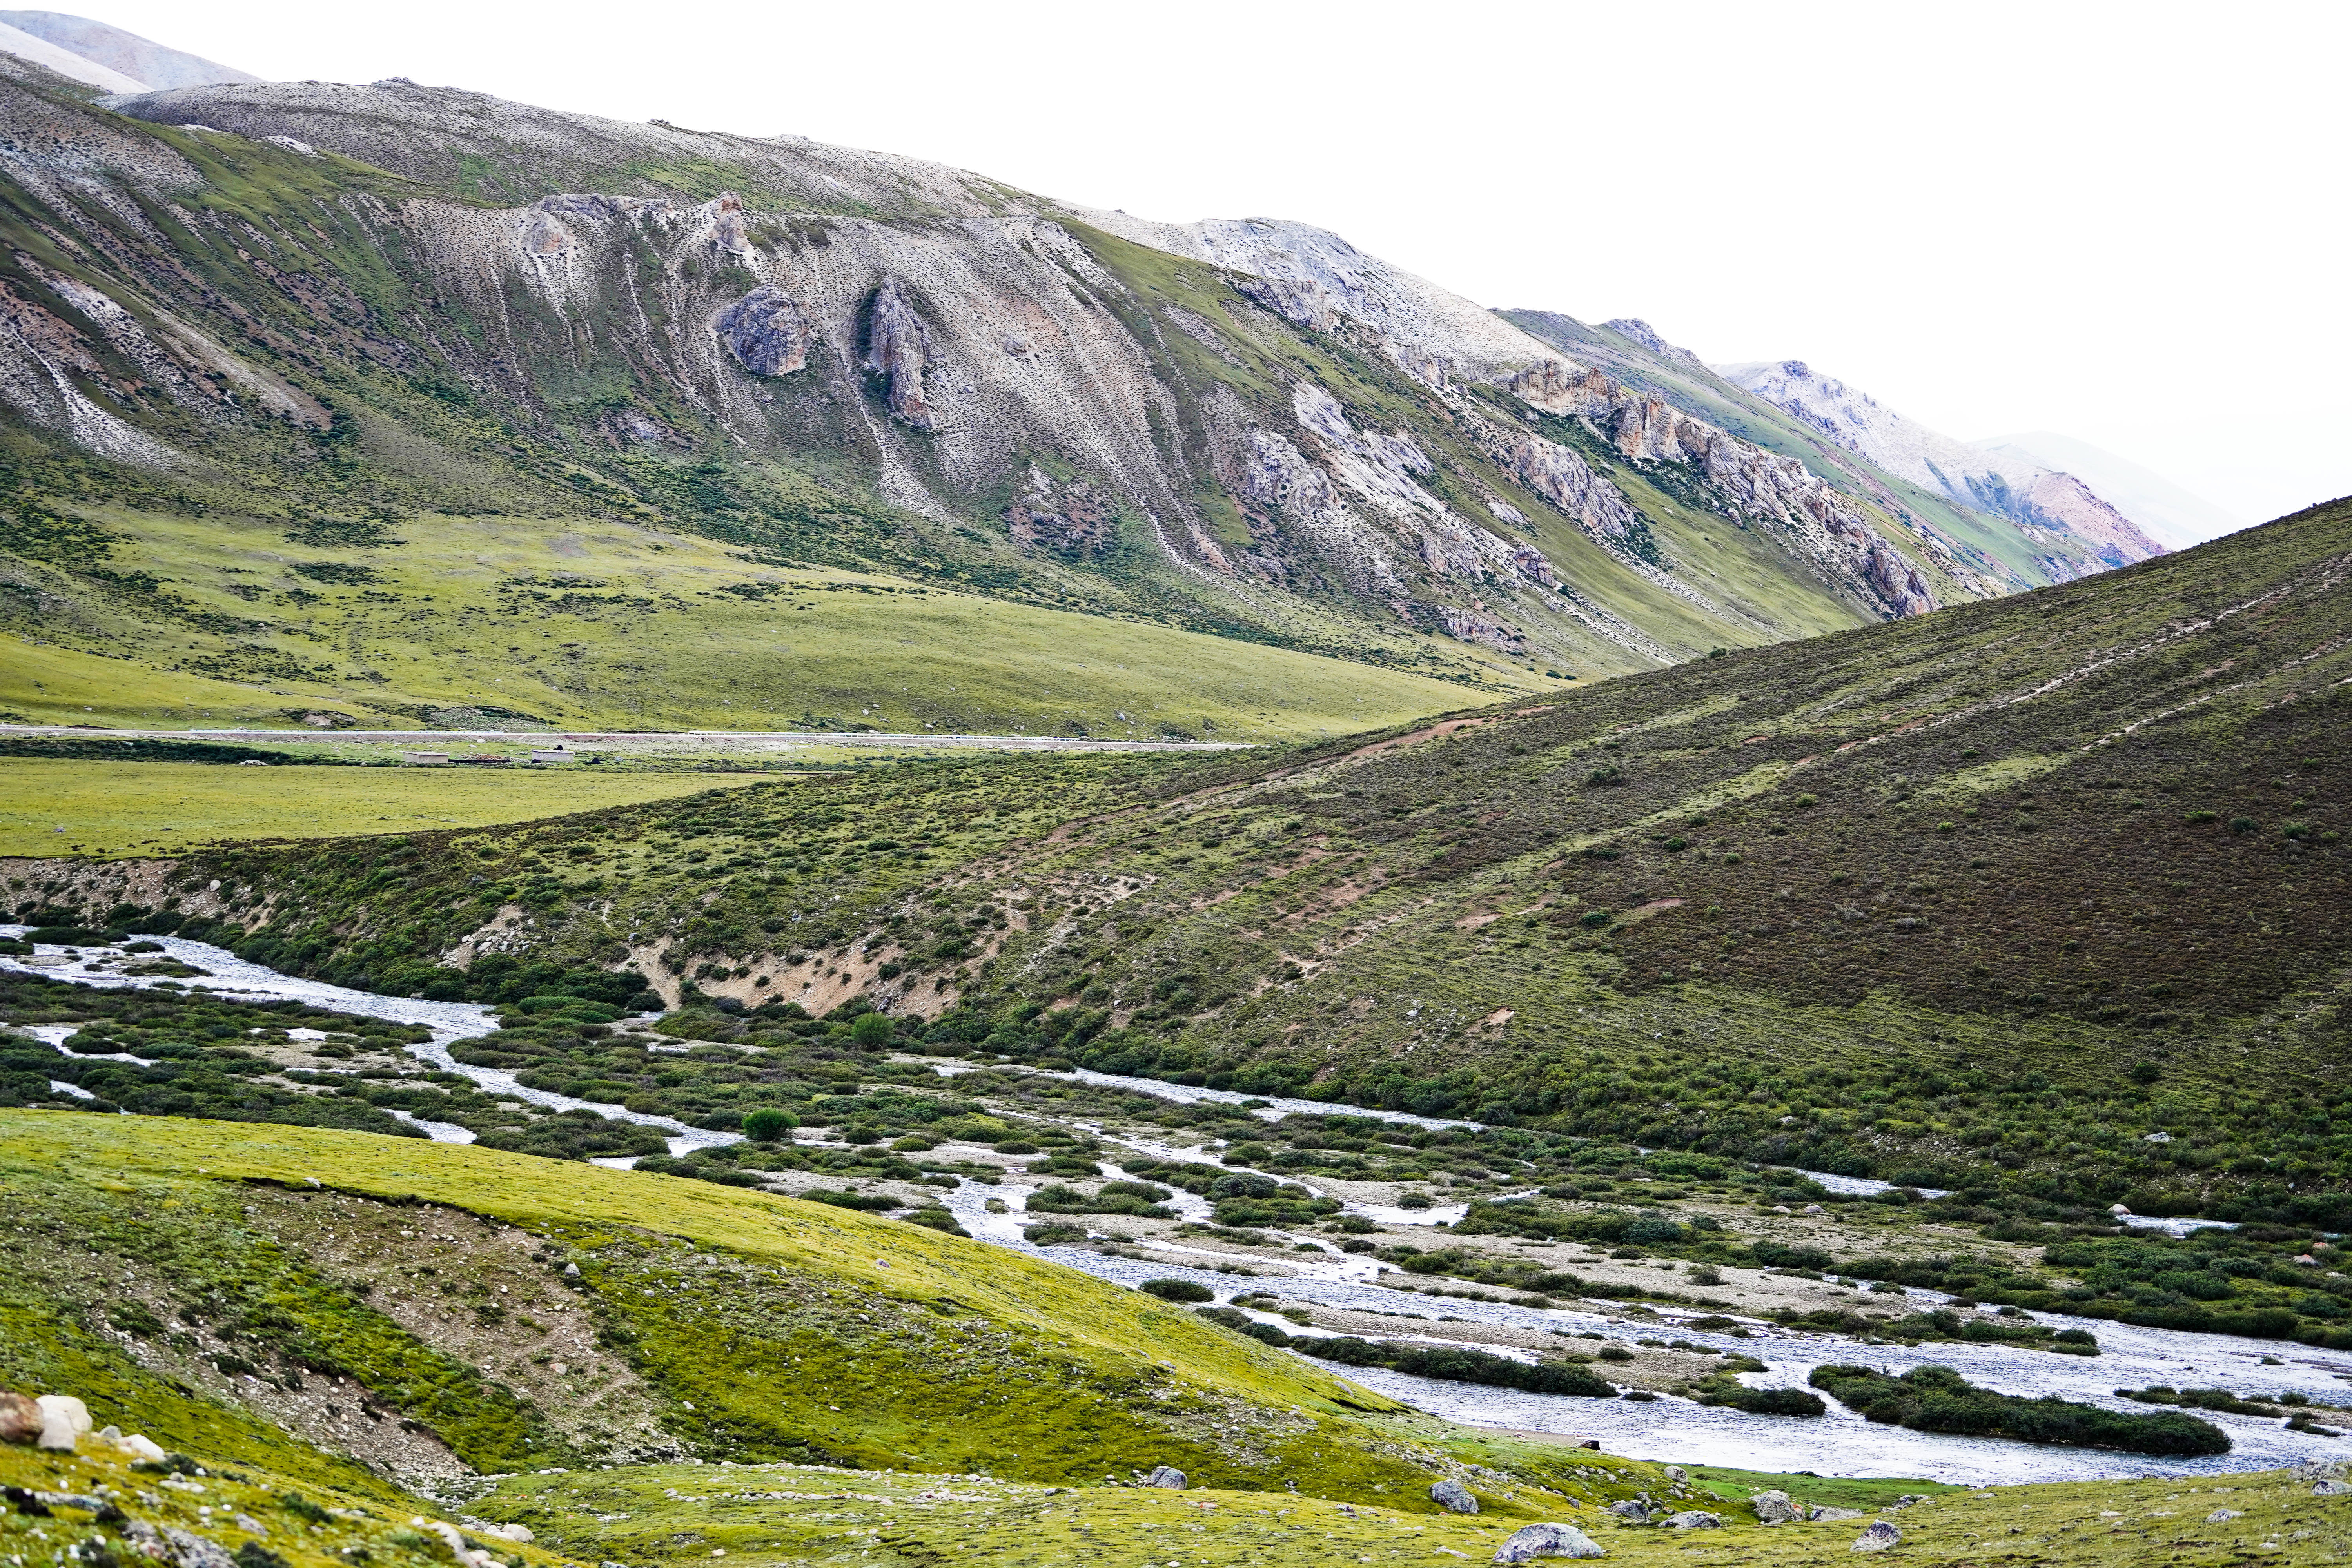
[0,724,1250,754]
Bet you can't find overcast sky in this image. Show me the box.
[104,0,2352,523]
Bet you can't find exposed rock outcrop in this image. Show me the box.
[1503,356,1938,619]
[1004,465,1118,554]
[1475,418,1647,554]
[1430,1478,1479,1514]
[1492,1521,1605,1561]
[715,285,813,377]
[863,276,939,430]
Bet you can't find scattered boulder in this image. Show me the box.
[1142,1465,1186,1489]
[2209,1508,2242,1522]
[1492,1522,1605,1561]
[1658,1511,1722,1530]
[0,1392,40,1445]
[483,1524,534,1543]
[2316,1481,2352,1497]
[2296,1459,2350,1483]
[1661,1466,1686,1483]
[714,287,813,377]
[162,1526,237,1568]
[1604,1500,1651,1523]
[1751,1490,1802,1524]
[1810,1506,1866,1521]
[36,1395,90,1452]
[1852,1520,1902,1552]
[1430,1479,1479,1514]
[119,1432,167,1462]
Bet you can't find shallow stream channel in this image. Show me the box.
[6,928,2348,1486]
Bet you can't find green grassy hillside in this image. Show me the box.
[1,501,1499,739]
[0,1109,1659,1513]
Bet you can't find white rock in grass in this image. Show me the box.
[1492,1522,1604,1561]
[36,1394,90,1451]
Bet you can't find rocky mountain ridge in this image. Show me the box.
[1717,358,2165,577]
[0,9,253,92]
[0,50,2212,738]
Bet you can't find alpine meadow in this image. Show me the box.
[0,15,2348,1568]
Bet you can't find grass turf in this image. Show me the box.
[0,758,772,857]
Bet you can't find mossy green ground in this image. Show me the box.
[454,1460,2352,1566]
[0,1438,543,1568]
[0,759,771,857]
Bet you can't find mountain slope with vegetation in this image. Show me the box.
[19,495,2352,1238]
[0,60,2073,736]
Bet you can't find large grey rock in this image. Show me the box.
[1852,1520,1902,1552]
[1491,1522,1604,1561]
[1810,1506,1866,1521]
[2315,1480,2352,1497]
[1751,1490,1802,1524]
[1604,1500,1650,1523]
[714,287,812,377]
[1658,1511,1721,1531]
[1142,1465,1185,1489]
[1430,1478,1479,1514]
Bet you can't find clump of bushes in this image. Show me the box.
[1808,1363,2229,1455]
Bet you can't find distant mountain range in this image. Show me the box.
[0,9,252,92]
[1971,428,2244,550]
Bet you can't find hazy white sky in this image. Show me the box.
[98,0,2352,523]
